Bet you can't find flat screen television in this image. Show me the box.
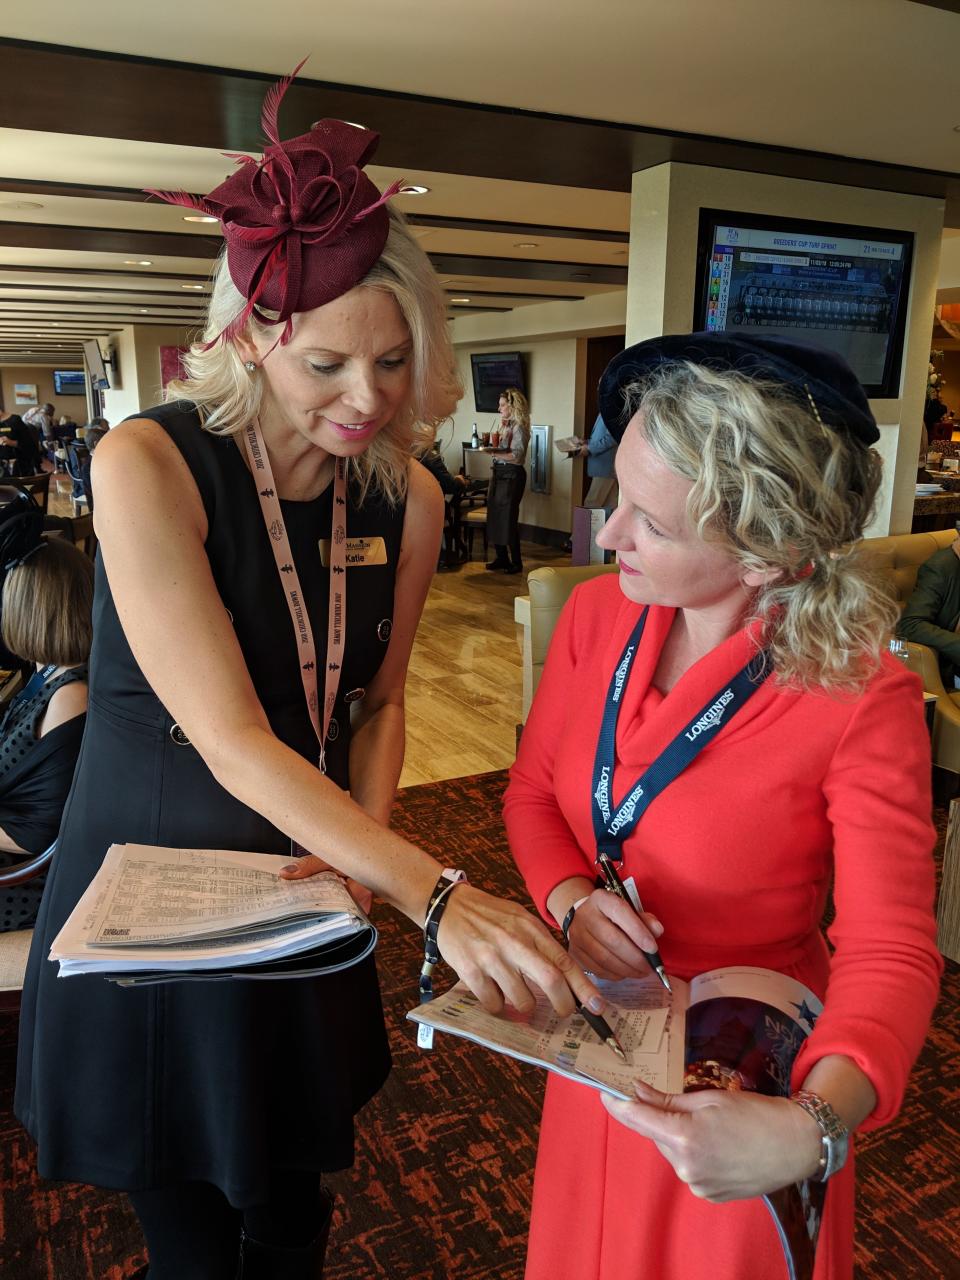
[470,351,526,413]
[82,339,110,391]
[693,209,913,398]
[53,369,86,396]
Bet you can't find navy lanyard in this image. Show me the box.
[590,609,771,862]
[0,663,57,734]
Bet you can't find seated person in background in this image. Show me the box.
[0,410,43,477]
[897,531,960,688]
[0,533,93,932]
[417,441,467,567]
[82,417,109,451]
[924,396,953,443]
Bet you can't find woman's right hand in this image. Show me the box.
[435,884,607,1018]
[566,888,665,981]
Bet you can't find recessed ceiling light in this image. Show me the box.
[139,308,149,313]
[450,297,471,303]
[0,199,43,210]
[183,214,218,223]
[613,248,628,256]
[181,283,205,290]
[514,242,538,249]
[570,271,593,280]
[125,259,153,266]
[400,185,430,196]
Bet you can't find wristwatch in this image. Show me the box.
[790,1089,850,1182]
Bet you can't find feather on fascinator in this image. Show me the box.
[147,58,402,349]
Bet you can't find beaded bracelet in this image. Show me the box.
[418,870,467,1003]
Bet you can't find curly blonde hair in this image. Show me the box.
[499,387,530,432]
[628,361,897,693]
[166,208,462,503]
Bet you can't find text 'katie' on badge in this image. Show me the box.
[318,536,388,568]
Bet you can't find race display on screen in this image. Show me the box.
[696,214,913,397]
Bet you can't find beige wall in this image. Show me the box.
[444,337,585,535]
[446,291,628,535]
[100,323,196,426]
[1,363,83,416]
[628,163,946,536]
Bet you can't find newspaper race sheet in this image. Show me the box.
[408,977,686,1100]
[50,843,376,983]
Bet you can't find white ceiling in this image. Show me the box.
[0,0,958,366]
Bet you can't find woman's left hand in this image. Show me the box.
[601,1080,822,1202]
[281,853,374,914]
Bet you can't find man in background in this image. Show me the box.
[576,413,618,508]
[897,530,960,688]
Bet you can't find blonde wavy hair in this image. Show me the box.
[499,386,530,432]
[627,361,898,693]
[166,208,462,503]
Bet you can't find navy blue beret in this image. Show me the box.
[598,331,879,446]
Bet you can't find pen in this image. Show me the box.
[596,851,673,992]
[574,995,627,1062]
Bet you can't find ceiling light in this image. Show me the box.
[514,242,538,249]
[183,214,218,223]
[400,185,430,196]
[570,271,593,280]
[450,297,471,303]
[139,308,149,313]
[181,284,205,290]
[125,259,153,266]
[0,199,43,210]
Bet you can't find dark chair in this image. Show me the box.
[12,473,50,514]
[64,444,89,516]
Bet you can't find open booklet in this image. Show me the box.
[554,435,584,455]
[49,843,376,985]
[409,966,826,1280]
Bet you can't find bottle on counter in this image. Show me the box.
[471,423,480,449]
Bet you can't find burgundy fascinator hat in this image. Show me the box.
[148,59,401,349]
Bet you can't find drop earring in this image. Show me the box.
[244,361,257,372]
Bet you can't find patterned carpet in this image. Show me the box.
[0,771,957,1279]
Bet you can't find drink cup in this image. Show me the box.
[490,431,500,447]
[481,432,491,447]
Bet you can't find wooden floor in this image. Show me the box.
[400,542,569,787]
[47,473,569,788]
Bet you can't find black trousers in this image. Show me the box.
[487,463,526,567]
[129,1173,328,1280]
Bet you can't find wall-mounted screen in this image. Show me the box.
[470,351,526,413]
[82,339,110,391]
[693,210,913,398]
[53,369,86,395]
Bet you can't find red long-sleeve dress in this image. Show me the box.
[503,575,942,1280]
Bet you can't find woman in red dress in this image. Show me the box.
[504,333,942,1280]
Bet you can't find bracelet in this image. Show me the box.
[560,895,590,945]
[419,870,467,1003]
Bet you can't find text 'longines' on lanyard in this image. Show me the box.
[591,607,771,863]
[243,417,346,775]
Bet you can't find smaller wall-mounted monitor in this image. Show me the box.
[53,369,86,396]
[82,339,110,391]
[470,351,526,413]
[693,210,914,398]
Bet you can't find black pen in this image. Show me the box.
[574,995,627,1061]
[596,851,672,992]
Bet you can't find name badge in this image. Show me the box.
[318,535,387,568]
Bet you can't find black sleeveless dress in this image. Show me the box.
[15,403,403,1205]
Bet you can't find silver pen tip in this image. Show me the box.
[656,966,672,992]
[606,1036,627,1062]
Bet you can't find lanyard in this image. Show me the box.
[590,608,771,862]
[0,663,58,735]
[242,418,346,774]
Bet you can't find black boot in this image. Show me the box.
[485,557,509,571]
[238,1188,334,1279]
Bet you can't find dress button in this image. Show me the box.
[169,723,191,746]
[377,619,392,643]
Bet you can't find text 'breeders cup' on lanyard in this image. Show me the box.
[591,607,771,866]
[243,417,346,776]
